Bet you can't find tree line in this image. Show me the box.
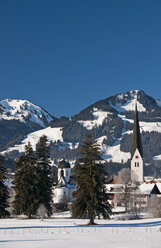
[0,135,53,218]
[0,134,112,224]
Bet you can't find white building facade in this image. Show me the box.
[131,148,143,182]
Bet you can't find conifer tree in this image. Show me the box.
[0,154,9,217]
[71,134,111,225]
[13,142,39,218]
[36,135,53,216]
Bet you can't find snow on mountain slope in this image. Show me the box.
[78,91,147,131]
[0,99,53,127]
[140,121,161,133]
[110,90,146,112]
[104,115,161,163]
[96,136,131,163]
[78,94,157,162]
[105,118,161,163]
[119,115,161,133]
[2,125,80,156]
[110,99,146,112]
[2,126,63,154]
[95,105,161,164]
[103,142,131,163]
[79,108,112,130]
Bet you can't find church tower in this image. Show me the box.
[131,103,143,182]
[58,159,71,184]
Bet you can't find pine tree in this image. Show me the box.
[13,142,39,218]
[36,135,53,216]
[71,134,111,225]
[0,154,9,217]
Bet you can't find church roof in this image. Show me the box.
[58,159,70,169]
[139,183,161,195]
[150,184,161,194]
[131,103,143,159]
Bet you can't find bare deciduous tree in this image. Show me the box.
[147,196,161,218]
[37,204,47,221]
[114,168,139,212]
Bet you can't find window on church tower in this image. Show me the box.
[61,169,64,177]
[134,162,139,167]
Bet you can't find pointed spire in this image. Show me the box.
[131,102,143,158]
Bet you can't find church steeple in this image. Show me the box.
[131,103,143,159]
[131,102,143,182]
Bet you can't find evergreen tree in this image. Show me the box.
[0,154,9,217]
[36,135,53,216]
[13,142,39,218]
[71,134,111,225]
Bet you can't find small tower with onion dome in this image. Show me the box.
[53,159,75,203]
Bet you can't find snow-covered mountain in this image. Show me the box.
[0,99,55,152]
[2,90,161,176]
[0,99,53,127]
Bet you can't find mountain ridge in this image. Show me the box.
[1,90,161,176]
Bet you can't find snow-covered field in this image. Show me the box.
[0,217,161,248]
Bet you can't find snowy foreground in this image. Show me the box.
[0,217,161,248]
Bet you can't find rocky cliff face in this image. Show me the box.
[2,90,161,176]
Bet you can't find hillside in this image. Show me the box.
[1,90,161,176]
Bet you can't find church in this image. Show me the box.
[53,159,75,204]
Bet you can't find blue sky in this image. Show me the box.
[0,0,161,117]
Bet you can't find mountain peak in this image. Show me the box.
[0,98,53,128]
[107,89,146,113]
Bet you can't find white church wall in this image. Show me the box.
[53,187,70,203]
[131,148,143,182]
